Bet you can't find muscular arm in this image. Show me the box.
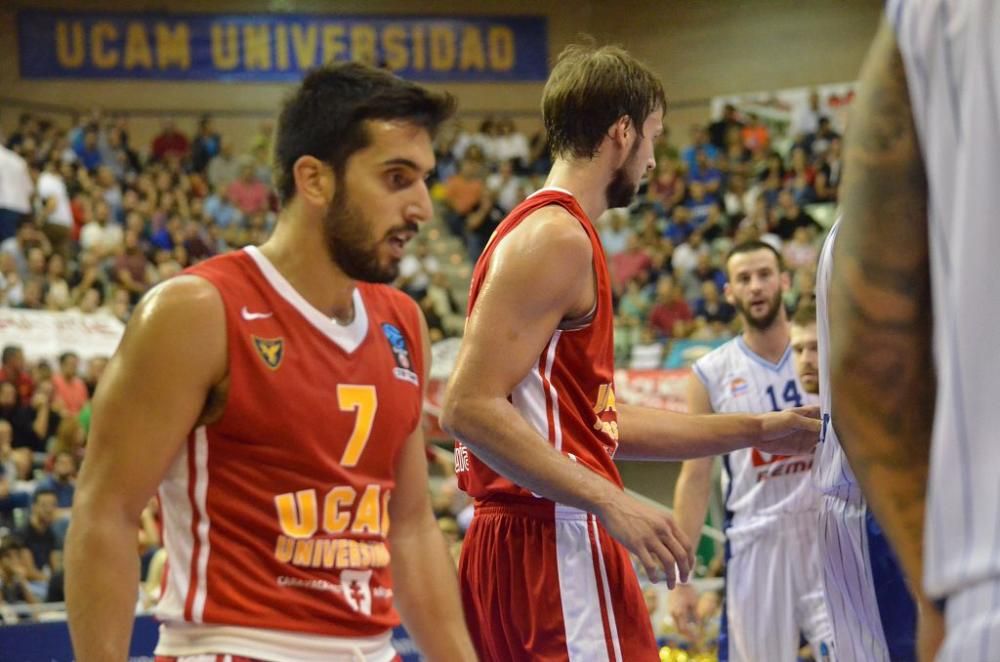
[389,309,476,662]
[440,209,626,518]
[65,276,226,661]
[830,18,933,593]
[615,400,821,461]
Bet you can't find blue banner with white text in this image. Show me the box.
[17,11,548,82]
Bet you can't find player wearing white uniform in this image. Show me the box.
[827,2,1000,659]
[807,237,918,662]
[670,241,833,662]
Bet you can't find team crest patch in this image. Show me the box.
[730,377,749,396]
[381,323,419,385]
[253,336,284,370]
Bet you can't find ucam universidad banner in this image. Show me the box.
[17,11,548,82]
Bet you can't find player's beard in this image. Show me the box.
[323,183,411,284]
[735,288,785,331]
[606,139,642,209]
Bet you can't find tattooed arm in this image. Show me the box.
[830,18,933,594]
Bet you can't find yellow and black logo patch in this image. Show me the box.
[252,336,284,370]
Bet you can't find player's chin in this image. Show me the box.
[800,376,819,394]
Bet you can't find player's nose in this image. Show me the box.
[406,180,434,224]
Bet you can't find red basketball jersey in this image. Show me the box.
[455,188,623,500]
[156,247,423,648]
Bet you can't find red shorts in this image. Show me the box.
[459,497,659,662]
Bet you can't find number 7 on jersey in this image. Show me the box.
[337,384,378,467]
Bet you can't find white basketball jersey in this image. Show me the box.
[693,337,821,531]
[889,0,1000,599]
[811,221,860,500]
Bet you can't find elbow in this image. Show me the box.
[438,389,465,440]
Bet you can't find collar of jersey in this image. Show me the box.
[243,246,369,354]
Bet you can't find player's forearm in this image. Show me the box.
[440,394,623,515]
[390,513,476,662]
[672,458,714,551]
[616,404,763,460]
[830,18,932,593]
[65,505,141,661]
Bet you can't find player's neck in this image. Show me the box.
[741,319,790,364]
[257,214,356,322]
[544,158,611,222]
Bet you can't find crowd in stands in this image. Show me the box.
[0,90,839,622]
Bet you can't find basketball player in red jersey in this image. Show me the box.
[64,64,477,662]
[440,44,821,661]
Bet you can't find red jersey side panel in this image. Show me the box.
[455,188,623,500]
[156,247,423,639]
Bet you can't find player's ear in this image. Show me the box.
[780,270,792,293]
[723,282,736,306]
[607,115,632,150]
[292,155,335,209]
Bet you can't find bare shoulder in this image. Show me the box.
[116,275,227,383]
[491,205,593,278]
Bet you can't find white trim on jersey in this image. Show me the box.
[554,503,619,662]
[191,426,212,622]
[543,331,564,451]
[527,186,574,199]
[243,246,370,354]
[157,438,195,622]
[511,331,564,450]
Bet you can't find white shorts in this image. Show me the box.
[818,494,916,661]
[721,511,834,662]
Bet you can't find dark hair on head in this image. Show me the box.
[273,62,456,204]
[542,40,666,160]
[1,346,21,364]
[33,488,57,504]
[59,352,78,366]
[0,536,25,557]
[792,301,817,326]
[725,240,785,278]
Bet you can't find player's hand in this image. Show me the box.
[754,407,821,455]
[596,493,693,589]
[668,582,699,638]
[917,597,944,662]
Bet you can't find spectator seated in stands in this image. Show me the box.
[681,253,728,302]
[397,240,439,302]
[681,125,719,174]
[649,276,693,340]
[0,538,39,612]
[684,181,720,229]
[664,205,696,247]
[783,226,820,271]
[0,345,34,404]
[610,234,653,296]
[51,352,88,416]
[599,210,634,258]
[38,451,76,514]
[774,190,822,241]
[151,120,190,163]
[693,281,736,328]
[673,230,711,279]
[14,488,61,595]
[226,161,270,217]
